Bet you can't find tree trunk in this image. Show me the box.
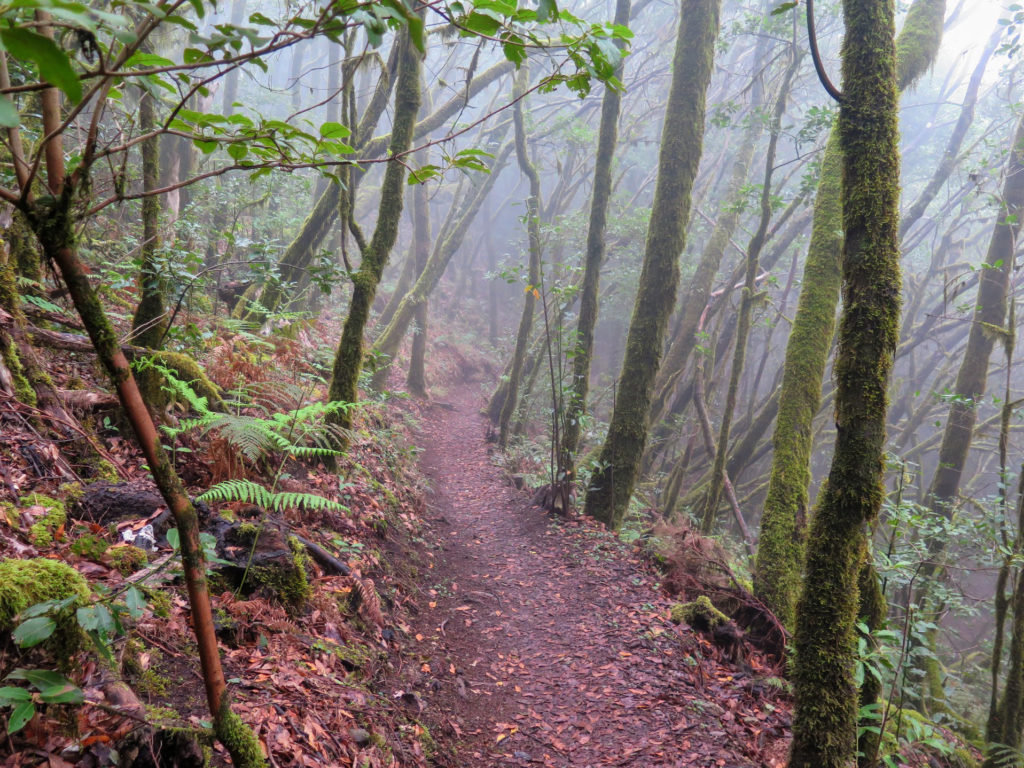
[405,149,431,396]
[789,0,901,762]
[497,70,542,450]
[700,49,798,534]
[924,112,1024,538]
[220,0,246,117]
[131,86,167,351]
[755,0,946,629]
[372,137,513,373]
[583,0,721,528]
[327,30,421,428]
[562,0,631,476]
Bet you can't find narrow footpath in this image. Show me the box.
[394,386,790,768]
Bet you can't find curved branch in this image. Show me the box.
[806,0,844,103]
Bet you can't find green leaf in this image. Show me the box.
[12,617,56,648]
[537,0,558,22]
[193,138,218,154]
[38,681,84,705]
[0,95,18,128]
[166,528,180,551]
[125,587,145,620]
[76,603,114,635]
[319,121,352,139]
[125,52,176,69]
[7,700,34,734]
[770,1,798,15]
[462,11,501,36]
[0,28,82,103]
[408,165,440,184]
[0,687,31,706]
[227,143,248,161]
[16,669,68,690]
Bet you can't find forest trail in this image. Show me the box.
[397,385,789,768]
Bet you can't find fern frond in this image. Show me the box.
[197,479,274,507]
[196,480,348,514]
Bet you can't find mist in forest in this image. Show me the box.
[4,0,1024,765]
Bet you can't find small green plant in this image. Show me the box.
[0,669,83,734]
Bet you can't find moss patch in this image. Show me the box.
[109,544,148,575]
[71,533,109,561]
[0,558,90,664]
[670,596,730,630]
[23,493,67,547]
[251,537,312,614]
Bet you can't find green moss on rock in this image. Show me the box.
[109,545,148,575]
[670,596,730,630]
[71,533,109,561]
[251,537,312,614]
[0,557,90,663]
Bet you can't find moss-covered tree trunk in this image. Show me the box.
[372,138,512,375]
[754,0,945,629]
[583,0,720,528]
[700,50,797,534]
[561,0,631,473]
[131,86,168,350]
[497,70,542,450]
[646,42,768,430]
[26,59,262,763]
[327,30,421,427]
[405,152,431,397]
[788,0,901,763]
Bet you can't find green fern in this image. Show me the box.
[196,479,348,514]
[153,363,355,465]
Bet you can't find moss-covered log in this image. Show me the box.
[584,0,720,528]
[789,0,901,762]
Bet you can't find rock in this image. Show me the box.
[73,481,171,538]
[349,728,371,746]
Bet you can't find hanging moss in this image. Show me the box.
[894,0,945,90]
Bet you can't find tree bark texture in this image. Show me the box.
[327,30,421,428]
[789,0,901,763]
[584,0,720,528]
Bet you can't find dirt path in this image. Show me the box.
[394,386,789,768]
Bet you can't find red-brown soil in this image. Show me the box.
[393,386,792,767]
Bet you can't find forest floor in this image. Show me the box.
[392,384,793,768]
